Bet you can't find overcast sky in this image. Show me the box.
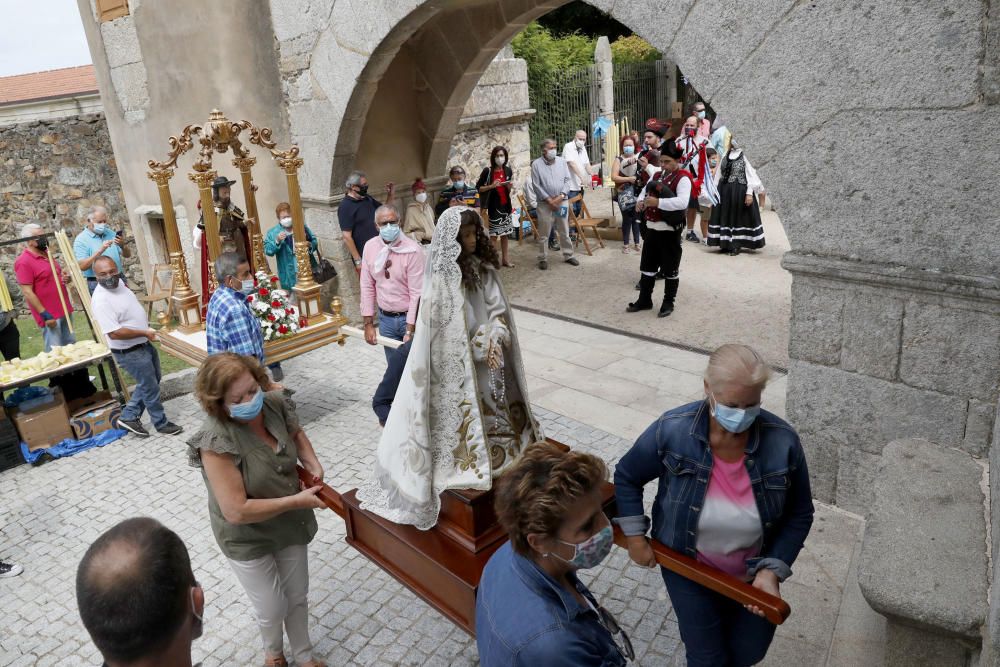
[0,0,92,77]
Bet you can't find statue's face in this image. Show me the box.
[216,185,231,204]
[458,223,478,255]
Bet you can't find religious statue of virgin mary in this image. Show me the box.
[358,206,542,529]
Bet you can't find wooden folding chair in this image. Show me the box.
[567,194,607,256]
[137,263,174,320]
[516,194,540,245]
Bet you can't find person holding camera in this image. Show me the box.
[74,205,131,294]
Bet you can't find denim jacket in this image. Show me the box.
[476,542,628,666]
[613,401,814,581]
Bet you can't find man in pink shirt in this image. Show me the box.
[360,205,425,359]
[14,223,75,351]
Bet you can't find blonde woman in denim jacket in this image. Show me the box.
[614,344,814,666]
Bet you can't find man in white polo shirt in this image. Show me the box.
[91,256,182,438]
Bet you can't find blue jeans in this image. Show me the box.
[378,310,408,361]
[662,569,776,667]
[113,342,167,429]
[42,317,76,352]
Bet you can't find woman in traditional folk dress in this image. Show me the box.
[358,207,542,530]
[707,139,766,256]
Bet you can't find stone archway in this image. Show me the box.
[274,0,998,515]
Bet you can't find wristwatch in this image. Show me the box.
[353,258,361,266]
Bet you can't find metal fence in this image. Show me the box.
[612,61,661,134]
[527,60,669,171]
[527,64,598,160]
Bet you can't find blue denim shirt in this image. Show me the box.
[613,400,814,580]
[476,542,627,667]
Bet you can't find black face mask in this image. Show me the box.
[34,237,48,251]
[357,185,369,197]
[97,275,120,290]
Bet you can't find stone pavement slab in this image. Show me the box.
[0,309,862,666]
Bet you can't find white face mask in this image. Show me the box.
[575,138,585,148]
[545,149,557,160]
[415,192,428,203]
[495,155,506,165]
[279,217,293,228]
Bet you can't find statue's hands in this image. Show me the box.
[486,339,503,370]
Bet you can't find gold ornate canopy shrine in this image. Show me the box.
[147,109,346,364]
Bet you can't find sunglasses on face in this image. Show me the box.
[383,258,392,280]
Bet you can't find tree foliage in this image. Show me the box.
[610,35,662,63]
[511,22,596,82]
[535,1,631,41]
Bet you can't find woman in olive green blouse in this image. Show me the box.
[188,352,327,667]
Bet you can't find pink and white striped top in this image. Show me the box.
[695,455,763,578]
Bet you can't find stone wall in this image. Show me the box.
[0,112,144,293]
[783,255,1000,513]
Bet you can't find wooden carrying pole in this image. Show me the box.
[45,243,73,334]
[295,466,790,626]
[610,525,790,625]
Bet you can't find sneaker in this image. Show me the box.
[118,418,150,438]
[565,257,580,266]
[622,246,630,255]
[548,241,560,251]
[538,259,548,270]
[156,422,184,436]
[685,231,699,243]
[0,561,24,578]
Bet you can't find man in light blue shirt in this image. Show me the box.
[73,205,130,294]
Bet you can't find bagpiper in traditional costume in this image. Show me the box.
[627,141,692,318]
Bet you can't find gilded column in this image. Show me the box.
[147,168,202,331]
[233,156,271,275]
[190,170,220,293]
[277,154,322,323]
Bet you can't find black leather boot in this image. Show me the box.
[627,275,655,312]
[658,277,679,317]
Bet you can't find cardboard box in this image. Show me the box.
[11,388,73,451]
[69,397,121,440]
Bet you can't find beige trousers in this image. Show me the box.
[228,543,314,664]
[535,204,574,261]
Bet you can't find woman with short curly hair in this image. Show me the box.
[476,442,632,666]
[187,352,328,667]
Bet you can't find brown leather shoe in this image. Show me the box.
[263,656,288,667]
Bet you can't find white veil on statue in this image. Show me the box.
[357,206,542,530]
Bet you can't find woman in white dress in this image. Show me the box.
[359,206,542,530]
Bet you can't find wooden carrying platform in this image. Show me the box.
[299,439,790,636]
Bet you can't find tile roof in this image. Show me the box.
[0,65,98,106]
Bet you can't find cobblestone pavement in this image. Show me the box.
[0,336,684,666]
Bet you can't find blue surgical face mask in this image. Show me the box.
[92,223,107,235]
[452,180,465,189]
[380,223,400,243]
[623,145,635,156]
[711,392,760,433]
[228,388,264,421]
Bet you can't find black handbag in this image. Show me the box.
[311,245,337,284]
